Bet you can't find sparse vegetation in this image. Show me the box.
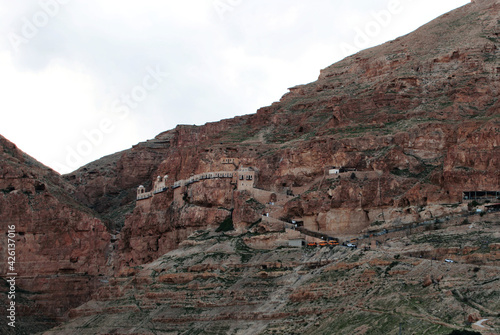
[448,330,481,335]
[1,186,15,194]
[216,216,234,232]
[8,2,500,334]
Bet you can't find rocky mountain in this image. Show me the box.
[0,0,499,333]
[43,213,500,335]
[65,0,499,270]
[0,135,112,334]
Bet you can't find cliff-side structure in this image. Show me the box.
[1,0,499,332]
[136,164,257,201]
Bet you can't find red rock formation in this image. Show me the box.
[59,0,499,272]
[2,0,500,331]
[0,136,111,332]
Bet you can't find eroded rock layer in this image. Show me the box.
[0,0,499,333]
[0,136,112,334]
[44,213,500,334]
[64,0,499,270]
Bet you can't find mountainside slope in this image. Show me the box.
[64,0,499,270]
[1,0,499,333]
[66,0,499,231]
[0,135,112,334]
[44,212,500,334]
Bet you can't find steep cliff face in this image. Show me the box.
[0,135,112,333]
[2,0,499,333]
[62,0,499,271]
[117,186,232,270]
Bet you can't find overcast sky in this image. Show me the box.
[0,0,469,174]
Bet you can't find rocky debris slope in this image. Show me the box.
[1,0,499,332]
[44,212,500,334]
[65,0,500,271]
[0,135,112,334]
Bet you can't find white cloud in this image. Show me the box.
[0,51,141,172]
